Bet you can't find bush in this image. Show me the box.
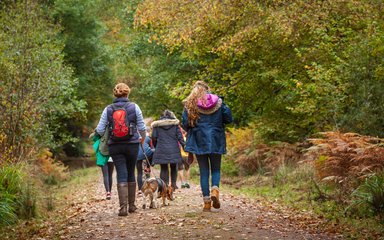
[0,155,67,226]
[37,148,69,185]
[349,173,384,217]
[306,132,384,191]
[226,126,304,175]
[221,157,239,177]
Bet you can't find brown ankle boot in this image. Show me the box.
[203,197,211,212]
[128,182,137,213]
[211,186,220,209]
[117,183,128,216]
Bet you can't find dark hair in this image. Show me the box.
[162,109,176,119]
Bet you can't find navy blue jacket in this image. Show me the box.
[151,117,185,164]
[182,99,232,155]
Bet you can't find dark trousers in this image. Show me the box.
[101,162,114,192]
[109,143,139,183]
[136,160,144,190]
[160,163,177,185]
[136,156,152,190]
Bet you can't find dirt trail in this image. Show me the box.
[45,173,343,240]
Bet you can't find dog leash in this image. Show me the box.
[140,143,156,178]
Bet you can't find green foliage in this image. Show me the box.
[51,0,115,156]
[350,174,384,217]
[53,0,114,122]
[95,0,200,118]
[0,164,24,225]
[221,157,239,177]
[0,197,17,226]
[0,1,86,159]
[17,184,37,220]
[339,27,384,136]
[135,0,384,141]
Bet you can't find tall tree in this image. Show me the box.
[0,1,85,162]
[53,0,114,155]
[53,0,114,120]
[96,0,200,118]
[135,0,384,141]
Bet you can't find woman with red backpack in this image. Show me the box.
[95,83,146,216]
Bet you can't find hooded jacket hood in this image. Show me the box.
[151,118,180,129]
[197,94,222,115]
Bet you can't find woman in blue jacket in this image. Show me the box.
[182,81,233,212]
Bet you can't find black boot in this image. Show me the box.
[117,183,128,216]
[128,182,137,213]
[171,182,178,191]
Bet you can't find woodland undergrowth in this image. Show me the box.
[223,128,384,238]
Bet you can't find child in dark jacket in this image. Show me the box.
[136,132,154,192]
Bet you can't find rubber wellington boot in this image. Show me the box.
[117,183,128,216]
[128,182,137,213]
[171,182,178,191]
[211,186,220,209]
[203,197,211,212]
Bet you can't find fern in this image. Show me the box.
[349,173,384,216]
[307,131,384,191]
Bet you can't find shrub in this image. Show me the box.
[226,126,304,175]
[221,157,239,177]
[306,132,384,191]
[37,148,69,185]
[349,173,384,217]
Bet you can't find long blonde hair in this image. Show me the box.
[183,81,210,127]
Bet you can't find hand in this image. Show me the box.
[140,137,145,144]
[89,132,95,139]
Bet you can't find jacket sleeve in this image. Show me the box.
[134,104,146,140]
[221,103,233,125]
[96,107,108,135]
[181,109,190,131]
[176,126,185,148]
[151,127,158,147]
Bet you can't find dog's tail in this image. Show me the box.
[141,180,148,192]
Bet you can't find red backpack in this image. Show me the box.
[110,103,134,141]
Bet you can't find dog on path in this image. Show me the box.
[141,177,174,209]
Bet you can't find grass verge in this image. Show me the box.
[0,166,100,240]
[189,162,384,239]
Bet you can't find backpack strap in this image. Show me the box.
[126,102,137,124]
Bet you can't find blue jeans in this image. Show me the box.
[109,143,139,183]
[196,154,222,197]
